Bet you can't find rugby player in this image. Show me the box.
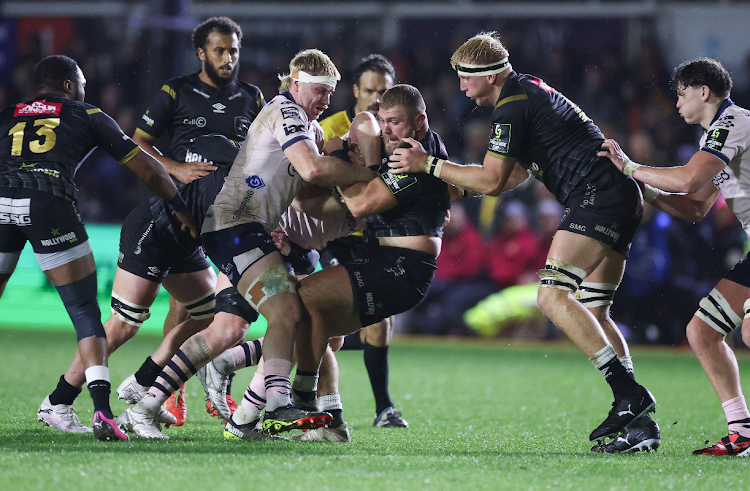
[117,49,376,439]
[291,84,451,440]
[318,54,409,428]
[387,32,658,448]
[599,58,750,456]
[0,55,196,441]
[133,16,264,424]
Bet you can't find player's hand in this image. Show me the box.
[324,136,344,155]
[173,210,199,239]
[172,161,217,184]
[388,137,429,174]
[347,141,366,167]
[271,227,292,256]
[597,139,630,173]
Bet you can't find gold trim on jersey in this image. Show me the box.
[85,108,102,115]
[494,94,528,109]
[134,128,157,142]
[486,150,516,161]
[118,146,142,165]
[161,84,177,99]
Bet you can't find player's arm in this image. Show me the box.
[388,138,523,196]
[291,182,345,218]
[599,138,725,194]
[284,138,376,188]
[338,177,397,218]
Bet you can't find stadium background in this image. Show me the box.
[2,0,750,347]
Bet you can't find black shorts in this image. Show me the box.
[559,176,642,258]
[0,187,88,254]
[725,251,750,288]
[343,244,437,326]
[319,234,366,269]
[201,222,278,288]
[118,202,210,282]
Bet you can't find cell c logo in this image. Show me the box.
[196,117,206,128]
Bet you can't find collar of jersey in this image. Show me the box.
[710,97,734,126]
[281,91,297,104]
[190,71,238,97]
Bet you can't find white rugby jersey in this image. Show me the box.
[280,207,365,251]
[202,93,323,234]
[702,101,750,237]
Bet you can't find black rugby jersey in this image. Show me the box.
[487,72,619,203]
[0,94,140,202]
[367,130,450,238]
[135,72,264,166]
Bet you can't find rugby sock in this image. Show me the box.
[318,392,344,428]
[149,333,212,405]
[239,370,266,423]
[264,358,293,411]
[134,356,162,388]
[364,342,393,414]
[49,374,82,406]
[589,345,639,397]
[723,396,750,438]
[85,365,112,419]
[340,332,364,350]
[619,355,635,380]
[292,370,319,405]
[220,338,263,374]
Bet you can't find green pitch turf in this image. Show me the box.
[1,329,748,491]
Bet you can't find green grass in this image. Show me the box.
[1,329,748,490]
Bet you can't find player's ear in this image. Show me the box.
[415,113,426,132]
[353,83,360,99]
[197,47,206,62]
[63,79,73,94]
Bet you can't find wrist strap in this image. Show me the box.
[623,160,641,177]
[642,183,661,203]
[425,156,445,179]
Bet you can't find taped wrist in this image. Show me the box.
[642,183,661,204]
[425,155,445,178]
[622,160,641,177]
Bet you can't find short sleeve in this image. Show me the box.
[702,114,749,164]
[487,99,527,160]
[135,82,177,142]
[273,102,312,151]
[87,106,140,164]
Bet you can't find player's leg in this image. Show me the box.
[688,278,750,456]
[361,316,408,428]
[538,230,655,442]
[224,356,277,441]
[582,252,660,453]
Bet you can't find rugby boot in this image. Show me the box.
[590,385,656,442]
[262,405,332,435]
[591,414,660,453]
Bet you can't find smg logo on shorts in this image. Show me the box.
[488,123,511,154]
[0,197,31,226]
[705,128,729,152]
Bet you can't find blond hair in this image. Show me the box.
[278,49,341,92]
[450,32,509,69]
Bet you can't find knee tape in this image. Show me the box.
[243,264,298,310]
[111,292,151,328]
[575,282,618,307]
[538,259,586,292]
[215,287,259,324]
[56,272,105,341]
[181,290,216,320]
[696,288,742,335]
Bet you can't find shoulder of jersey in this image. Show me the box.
[236,80,263,97]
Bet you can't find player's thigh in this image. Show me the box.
[298,266,355,315]
[162,267,217,304]
[110,266,163,307]
[546,230,610,277]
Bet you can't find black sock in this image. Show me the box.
[49,375,82,406]
[340,332,364,350]
[227,372,235,396]
[328,408,344,428]
[134,356,162,387]
[363,342,393,414]
[87,380,113,419]
[601,357,639,398]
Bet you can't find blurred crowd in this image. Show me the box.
[3,15,750,346]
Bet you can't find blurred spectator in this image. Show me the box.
[486,201,541,289]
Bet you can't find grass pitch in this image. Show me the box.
[1,329,748,491]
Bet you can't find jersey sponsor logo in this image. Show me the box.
[581,184,596,208]
[712,168,731,188]
[234,116,251,136]
[365,291,376,315]
[381,172,414,194]
[705,128,729,152]
[529,162,543,178]
[281,107,301,120]
[233,189,256,220]
[185,150,207,163]
[21,165,60,178]
[283,123,306,136]
[212,102,226,114]
[134,220,154,255]
[40,231,77,246]
[246,175,265,189]
[353,271,365,287]
[228,92,243,100]
[0,197,31,226]
[193,88,210,98]
[14,101,63,117]
[147,266,161,277]
[714,115,735,128]
[141,113,155,126]
[287,162,299,177]
[488,123,511,154]
[183,117,207,128]
[530,77,554,94]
